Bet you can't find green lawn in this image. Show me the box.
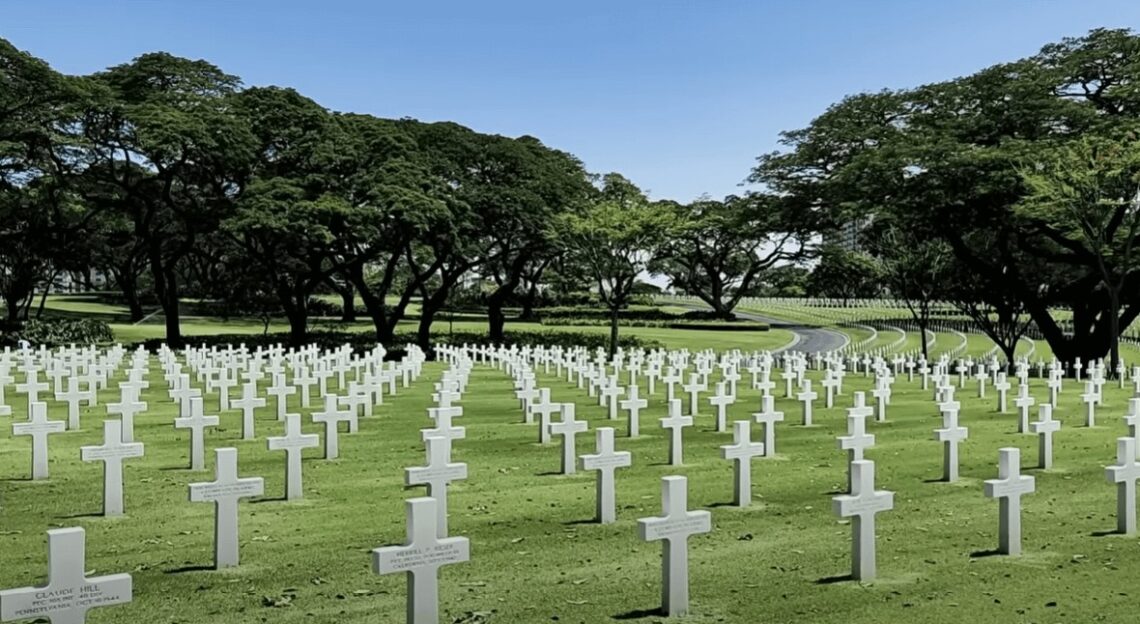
[1,356,1137,623]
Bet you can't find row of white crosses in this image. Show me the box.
[0,343,430,623]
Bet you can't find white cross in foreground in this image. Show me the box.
[983,447,1035,556]
[188,448,264,568]
[832,459,893,581]
[637,476,711,618]
[0,527,132,624]
[372,497,470,624]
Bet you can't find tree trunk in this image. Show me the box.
[487,295,508,343]
[1108,290,1121,376]
[286,302,308,347]
[919,317,929,362]
[608,305,620,358]
[114,267,146,322]
[339,284,356,322]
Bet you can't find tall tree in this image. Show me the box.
[561,174,672,356]
[806,245,882,305]
[1019,132,1140,372]
[869,224,952,361]
[82,53,255,346]
[656,194,819,317]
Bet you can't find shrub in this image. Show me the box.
[9,318,115,347]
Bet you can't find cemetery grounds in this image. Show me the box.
[1,296,1138,623]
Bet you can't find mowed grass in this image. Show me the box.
[2,358,1140,623]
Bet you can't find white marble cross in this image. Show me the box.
[372,497,470,624]
[983,447,1035,556]
[994,373,1011,413]
[821,373,839,408]
[620,384,648,438]
[530,394,559,444]
[934,404,968,482]
[1029,404,1061,470]
[751,394,784,456]
[708,381,734,433]
[682,373,705,416]
[55,376,88,431]
[105,394,145,443]
[267,414,319,500]
[549,404,587,475]
[659,399,693,466]
[15,370,49,411]
[797,380,818,426]
[13,402,66,480]
[80,419,144,517]
[188,447,264,568]
[832,459,893,581]
[870,383,890,422]
[231,382,266,441]
[0,527,132,624]
[1105,437,1140,535]
[423,406,465,447]
[720,420,764,507]
[406,436,468,538]
[312,394,355,460]
[637,476,711,618]
[1013,384,1035,434]
[1081,381,1098,427]
[174,396,219,471]
[579,427,632,524]
[266,375,296,420]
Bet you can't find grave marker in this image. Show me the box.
[637,476,711,618]
[188,448,264,568]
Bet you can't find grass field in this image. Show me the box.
[1,355,1139,623]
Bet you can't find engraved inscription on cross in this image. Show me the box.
[372,497,470,624]
[0,527,132,624]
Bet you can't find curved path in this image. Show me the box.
[682,304,849,354]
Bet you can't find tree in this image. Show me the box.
[561,174,672,356]
[655,194,819,317]
[758,264,810,297]
[869,224,952,361]
[0,39,90,325]
[750,28,1140,364]
[221,86,345,344]
[82,53,255,346]
[806,245,882,305]
[1019,133,1140,372]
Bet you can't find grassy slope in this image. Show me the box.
[1,359,1138,623]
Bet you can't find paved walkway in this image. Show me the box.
[681,304,849,354]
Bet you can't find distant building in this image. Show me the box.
[827,215,874,252]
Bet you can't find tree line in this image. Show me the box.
[4,28,1140,366]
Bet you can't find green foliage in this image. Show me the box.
[8,318,114,346]
[806,245,883,302]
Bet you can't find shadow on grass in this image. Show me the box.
[708,501,743,509]
[969,549,1004,559]
[815,573,855,585]
[250,496,287,505]
[562,518,598,526]
[612,607,664,619]
[922,477,949,484]
[1091,529,1124,537]
[164,565,215,574]
[0,477,33,483]
[58,512,104,520]
[534,470,563,477]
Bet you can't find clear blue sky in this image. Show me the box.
[5,1,1139,202]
